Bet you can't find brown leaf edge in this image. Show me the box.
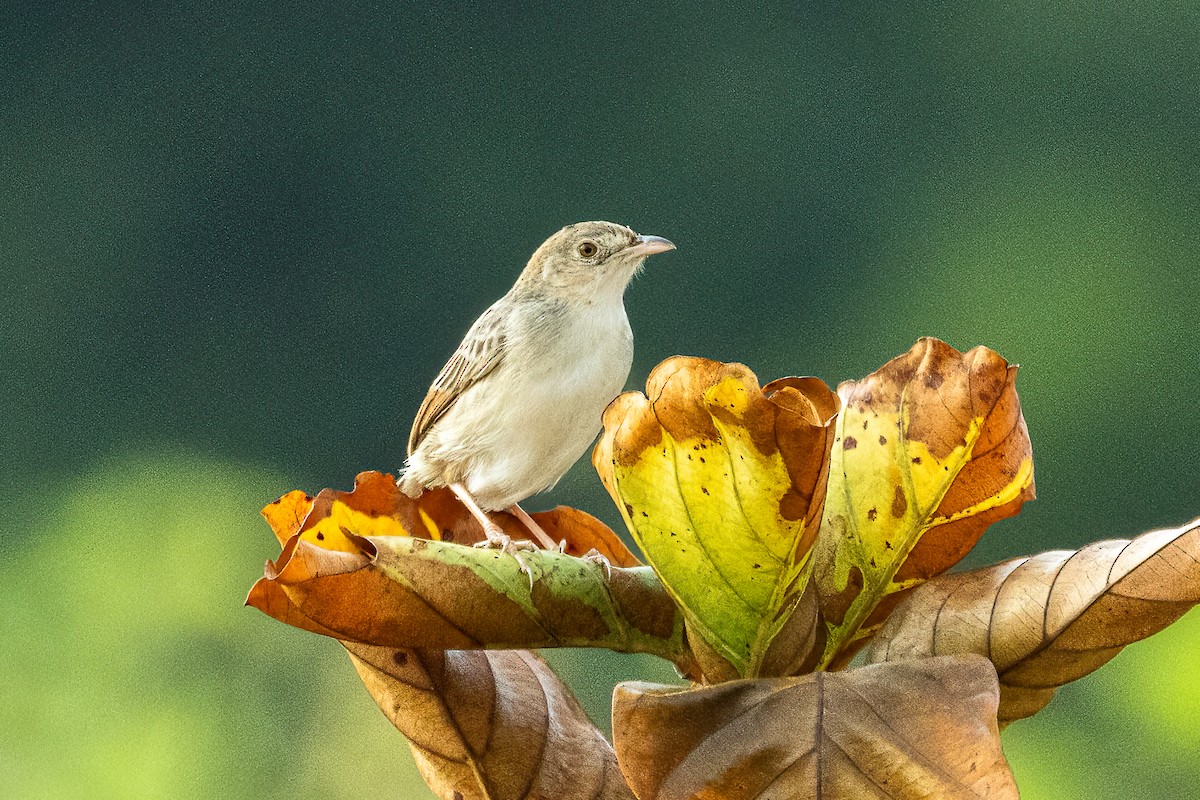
[862,517,1200,724]
[613,654,1016,800]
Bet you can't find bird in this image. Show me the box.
[398,221,675,562]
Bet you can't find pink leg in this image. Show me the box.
[448,483,505,542]
[507,503,561,551]
[449,483,536,576]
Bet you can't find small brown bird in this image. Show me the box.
[399,221,674,556]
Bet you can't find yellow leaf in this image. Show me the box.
[594,357,839,678]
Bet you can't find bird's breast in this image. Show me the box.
[517,299,633,385]
[447,301,632,506]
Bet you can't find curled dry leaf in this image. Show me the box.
[612,654,1016,800]
[247,471,689,667]
[862,517,1200,724]
[594,357,840,679]
[250,474,639,799]
[813,338,1035,667]
[351,645,634,800]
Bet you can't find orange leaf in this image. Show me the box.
[263,470,639,564]
[260,489,312,545]
[251,573,637,799]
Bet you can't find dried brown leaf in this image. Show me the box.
[613,655,1016,800]
[862,517,1200,723]
[350,644,634,800]
[252,478,639,799]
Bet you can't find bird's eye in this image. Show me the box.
[578,241,599,258]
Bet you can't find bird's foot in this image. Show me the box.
[581,548,613,578]
[473,525,538,579]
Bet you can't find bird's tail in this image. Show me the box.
[395,459,425,499]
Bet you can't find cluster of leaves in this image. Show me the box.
[249,339,1200,799]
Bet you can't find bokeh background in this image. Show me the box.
[4,1,1199,797]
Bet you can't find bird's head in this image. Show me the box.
[519,221,675,300]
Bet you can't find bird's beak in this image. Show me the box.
[625,234,676,258]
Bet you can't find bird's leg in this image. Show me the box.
[508,503,611,577]
[449,483,535,574]
[506,503,563,551]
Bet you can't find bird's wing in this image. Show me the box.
[407,302,508,456]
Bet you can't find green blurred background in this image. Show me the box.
[4,1,1198,797]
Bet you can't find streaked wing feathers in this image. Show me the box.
[407,304,508,455]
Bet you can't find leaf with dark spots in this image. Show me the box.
[246,336,1200,799]
[350,644,634,800]
[594,357,840,679]
[612,655,1016,799]
[812,338,1035,668]
[863,517,1200,724]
